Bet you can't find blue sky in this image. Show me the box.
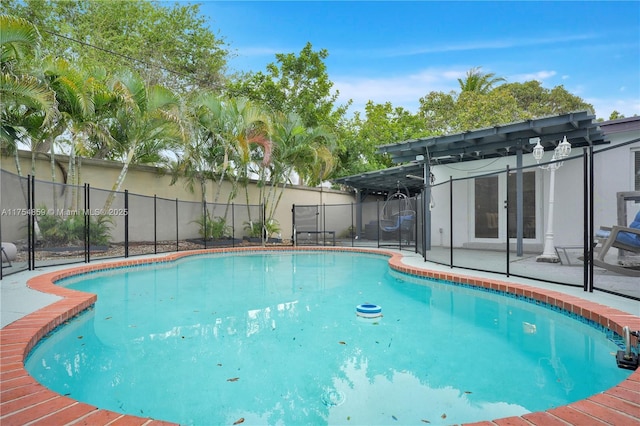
[195,1,639,120]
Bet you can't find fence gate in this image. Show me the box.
[292,204,329,246]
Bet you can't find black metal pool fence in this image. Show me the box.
[1,141,638,301]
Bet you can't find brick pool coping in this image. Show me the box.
[1,247,639,425]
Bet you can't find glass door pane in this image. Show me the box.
[508,172,536,239]
[475,176,499,238]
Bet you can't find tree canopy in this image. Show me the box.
[416,74,594,138]
[1,2,603,186]
[227,42,349,130]
[0,0,230,94]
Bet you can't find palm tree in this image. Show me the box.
[44,57,116,210]
[457,66,506,94]
[0,14,57,176]
[216,97,272,227]
[101,71,185,213]
[266,111,335,223]
[1,14,59,240]
[176,92,231,209]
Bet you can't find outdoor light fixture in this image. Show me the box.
[533,136,571,167]
[534,135,572,263]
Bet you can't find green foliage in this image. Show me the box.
[417,91,458,136]
[1,14,57,153]
[609,111,625,120]
[494,81,594,118]
[243,220,263,238]
[228,42,348,129]
[418,76,595,135]
[1,5,607,199]
[265,219,281,238]
[457,66,506,94]
[0,0,229,95]
[243,219,280,238]
[335,101,428,178]
[339,225,356,239]
[193,212,231,240]
[38,209,112,247]
[454,90,521,130]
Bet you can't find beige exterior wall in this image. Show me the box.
[1,151,355,242]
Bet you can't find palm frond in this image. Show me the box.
[0,73,56,124]
[0,15,41,65]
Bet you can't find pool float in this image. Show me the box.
[356,303,382,318]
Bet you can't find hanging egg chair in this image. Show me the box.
[379,181,416,238]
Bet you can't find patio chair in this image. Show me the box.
[593,211,640,277]
[380,210,416,241]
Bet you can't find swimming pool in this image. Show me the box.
[24,250,632,425]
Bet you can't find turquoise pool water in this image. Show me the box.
[26,252,630,425]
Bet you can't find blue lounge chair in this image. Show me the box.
[594,211,640,277]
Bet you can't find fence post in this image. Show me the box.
[291,204,296,246]
[26,175,30,270]
[588,144,594,292]
[505,166,510,277]
[583,147,594,292]
[154,195,157,254]
[85,183,90,263]
[204,200,208,249]
[397,197,402,251]
[322,203,326,246]
[449,177,453,267]
[262,202,266,246]
[175,198,179,252]
[231,203,235,247]
[351,202,354,247]
[124,189,129,258]
[376,199,380,248]
[31,175,36,269]
[27,175,32,270]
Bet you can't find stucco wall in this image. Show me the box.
[426,127,639,250]
[2,123,638,249]
[1,151,355,243]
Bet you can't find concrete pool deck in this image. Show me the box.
[1,247,639,425]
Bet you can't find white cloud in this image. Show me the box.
[333,68,462,115]
[587,97,640,119]
[366,34,597,59]
[509,70,557,82]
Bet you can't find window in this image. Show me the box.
[474,176,499,238]
[634,150,640,191]
[507,171,536,239]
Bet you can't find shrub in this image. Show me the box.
[193,212,231,240]
[244,219,281,239]
[38,209,112,247]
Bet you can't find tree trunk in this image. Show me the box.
[30,149,36,177]
[76,156,82,210]
[13,150,23,177]
[102,146,136,214]
[67,142,76,211]
[50,142,58,212]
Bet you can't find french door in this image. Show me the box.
[473,172,537,240]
